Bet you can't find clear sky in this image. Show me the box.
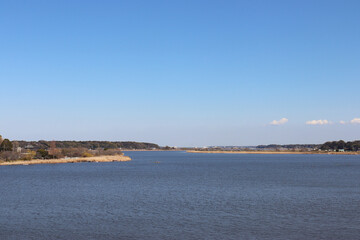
[1,0,359,146]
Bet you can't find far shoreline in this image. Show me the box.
[0,154,131,166]
[122,149,179,151]
[187,150,360,155]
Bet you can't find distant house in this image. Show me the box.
[338,149,345,152]
[25,144,34,149]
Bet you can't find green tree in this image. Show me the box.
[0,139,13,152]
[36,149,49,159]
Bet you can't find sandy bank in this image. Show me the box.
[187,150,359,155]
[0,154,131,166]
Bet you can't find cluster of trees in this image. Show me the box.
[0,136,13,152]
[0,136,160,162]
[16,140,160,150]
[320,140,360,151]
[256,144,320,150]
[0,135,21,161]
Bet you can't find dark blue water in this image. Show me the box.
[1,151,360,239]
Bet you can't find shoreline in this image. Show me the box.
[122,149,179,151]
[0,154,131,166]
[186,150,360,155]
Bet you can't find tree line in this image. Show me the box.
[0,135,13,152]
[256,141,360,152]
[320,140,360,151]
[15,140,160,150]
[256,144,320,150]
[0,137,160,161]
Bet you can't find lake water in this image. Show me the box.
[1,151,360,239]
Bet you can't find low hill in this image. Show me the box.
[14,140,160,150]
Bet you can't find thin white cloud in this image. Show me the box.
[306,119,330,125]
[270,118,288,125]
[339,120,346,124]
[350,118,360,124]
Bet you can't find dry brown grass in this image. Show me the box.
[0,154,131,166]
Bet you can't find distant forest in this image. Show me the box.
[256,144,320,150]
[15,141,160,150]
[257,140,360,151]
[320,140,360,151]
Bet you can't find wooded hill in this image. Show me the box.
[15,141,160,150]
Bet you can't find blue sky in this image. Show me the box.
[1,0,359,146]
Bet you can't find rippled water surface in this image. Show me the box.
[1,151,360,239]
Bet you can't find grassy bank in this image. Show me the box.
[0,154,131,166]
